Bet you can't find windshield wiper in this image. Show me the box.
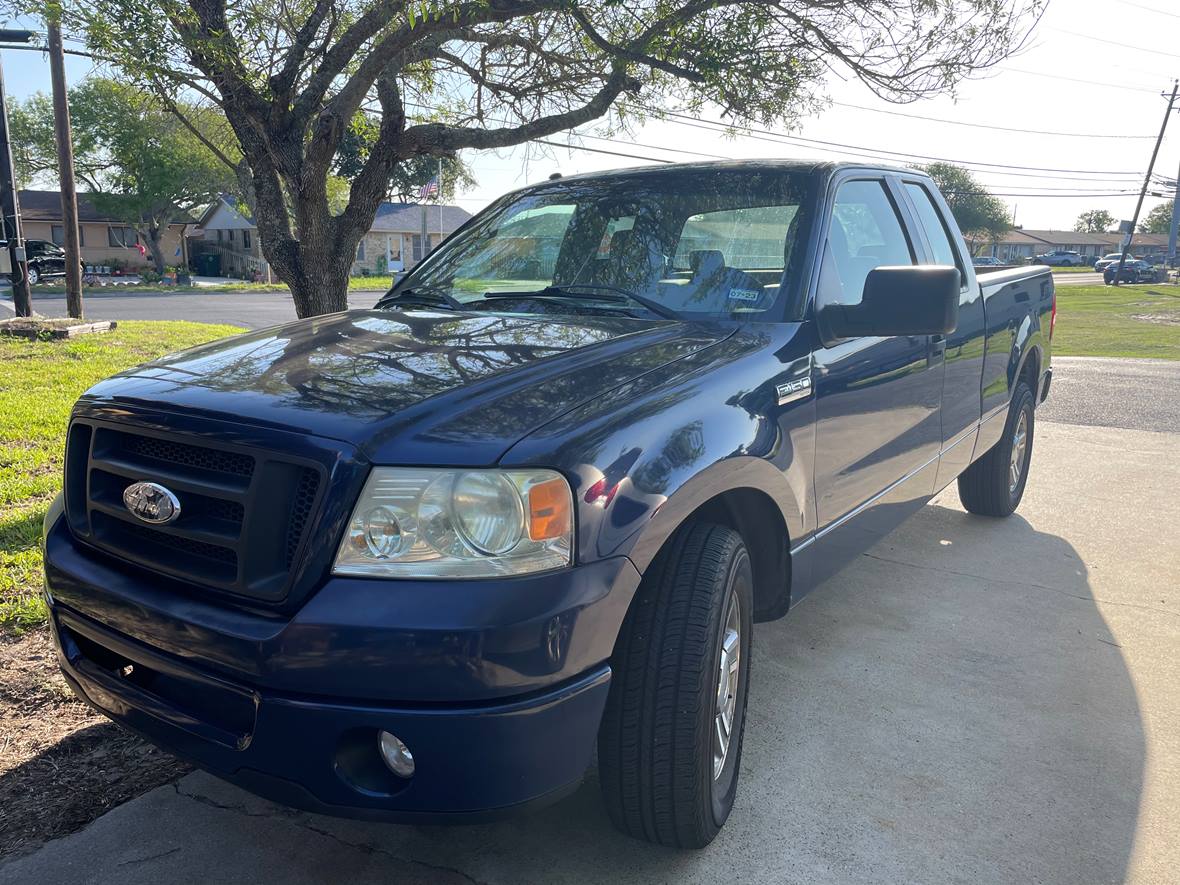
[482,284,679,320]
[376,286,464,311]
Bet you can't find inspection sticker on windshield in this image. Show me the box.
[728,288,761,303]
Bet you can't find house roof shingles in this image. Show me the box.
[18,189,197,225]
[370,202,472,233]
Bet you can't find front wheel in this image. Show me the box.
[958,380,1035,517]
[598,522,754,848]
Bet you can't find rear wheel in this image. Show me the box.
[958,380,1035,517]
[26,264,40,285]
[598,522,754,848]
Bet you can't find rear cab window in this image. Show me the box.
[903,182,967,288]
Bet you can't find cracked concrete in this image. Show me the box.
[2,418,1177,885]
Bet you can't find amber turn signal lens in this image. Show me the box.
[528,477,571,541]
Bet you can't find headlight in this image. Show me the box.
[333,467,573,578]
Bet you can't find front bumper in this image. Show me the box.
[44,510,639,819]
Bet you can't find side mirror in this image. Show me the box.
[821,265,960,340]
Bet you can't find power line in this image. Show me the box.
[531,138,673,164]
[828,101,1156,140]
[1054,28,1180,60]
[1112,0,1180,20]
[1000,66,1162,94]
[642,106,1147,176]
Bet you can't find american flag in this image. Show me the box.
[417,175,440,200]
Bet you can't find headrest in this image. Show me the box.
[690,249,725,276]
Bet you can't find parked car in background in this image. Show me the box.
[25,239,84,285]
[45,160,1054,849]
[1033,249,1085,267]
[1104,258,1159,284]
[1094,252,1132,273]
[972,255,1004,267]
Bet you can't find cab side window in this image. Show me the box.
[904,182,965,285]
[819,180,914,307]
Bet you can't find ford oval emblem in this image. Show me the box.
[123,481,181,525]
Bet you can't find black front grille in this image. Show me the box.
[64,421,326,603]
[286,468,320,567]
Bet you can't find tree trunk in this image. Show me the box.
[146,227,167,275]
[286,243,354,318]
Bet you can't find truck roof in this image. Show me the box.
[538,158,926,185]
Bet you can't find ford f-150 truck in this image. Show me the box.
[44,160,1053,848]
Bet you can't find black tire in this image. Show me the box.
[598,522,754,848]
[958,379,1036,517]
[27,264,40,285]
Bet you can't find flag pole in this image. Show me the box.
[437,157,443,251]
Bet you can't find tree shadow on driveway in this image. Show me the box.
[0,503,1146,885]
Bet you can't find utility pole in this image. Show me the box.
[47,17,83,318]
[0,29,34,317]
[1168,152,1179,267]
[1115,80,1178,286]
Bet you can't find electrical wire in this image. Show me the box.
[828,101,1156,140]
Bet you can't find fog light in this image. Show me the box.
[377,730,415,778]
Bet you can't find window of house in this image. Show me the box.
[356,239,366,261]
[242,230,251,250]
[51,225,65,246]
[108,226,137,248]
[216,229,223,242]
[227,229,235,245]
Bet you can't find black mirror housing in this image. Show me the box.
[822,265,960,340]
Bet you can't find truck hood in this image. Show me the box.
[81,309,730,464]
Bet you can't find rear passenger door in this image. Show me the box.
[899,179,986,489]
[809,175,945,582]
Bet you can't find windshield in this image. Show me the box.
[383,168,813,320]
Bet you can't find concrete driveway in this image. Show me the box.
[1052,271,1103,286]
[1,355,1177,884]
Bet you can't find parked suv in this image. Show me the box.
[1033,249,1085,266]
[1104,258,1160,284]
[25,239,83,285]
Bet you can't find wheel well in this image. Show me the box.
[1019,347,1040,399]
[664,488,792,622]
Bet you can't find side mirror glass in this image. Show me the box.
[821,265,959,341]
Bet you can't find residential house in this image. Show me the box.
[981,228,1175,263]
[353,202,472,274]
[17,189,188,271]
[192,195,472,280]
[191,195,267,279]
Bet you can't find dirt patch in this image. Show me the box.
[1132,313,1180,326]
[0,628,191,858]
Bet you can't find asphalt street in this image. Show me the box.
[1,288,385,329]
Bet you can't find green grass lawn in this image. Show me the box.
[1053,283,1180,359]
[0,321,241,631]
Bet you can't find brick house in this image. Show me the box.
[352,202,472,274]
[192,195,471,280]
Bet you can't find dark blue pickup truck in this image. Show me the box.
[44,160,1053,848]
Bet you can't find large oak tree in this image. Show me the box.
[36,0,1044,316]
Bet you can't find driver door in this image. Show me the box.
[809,176,945,586]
